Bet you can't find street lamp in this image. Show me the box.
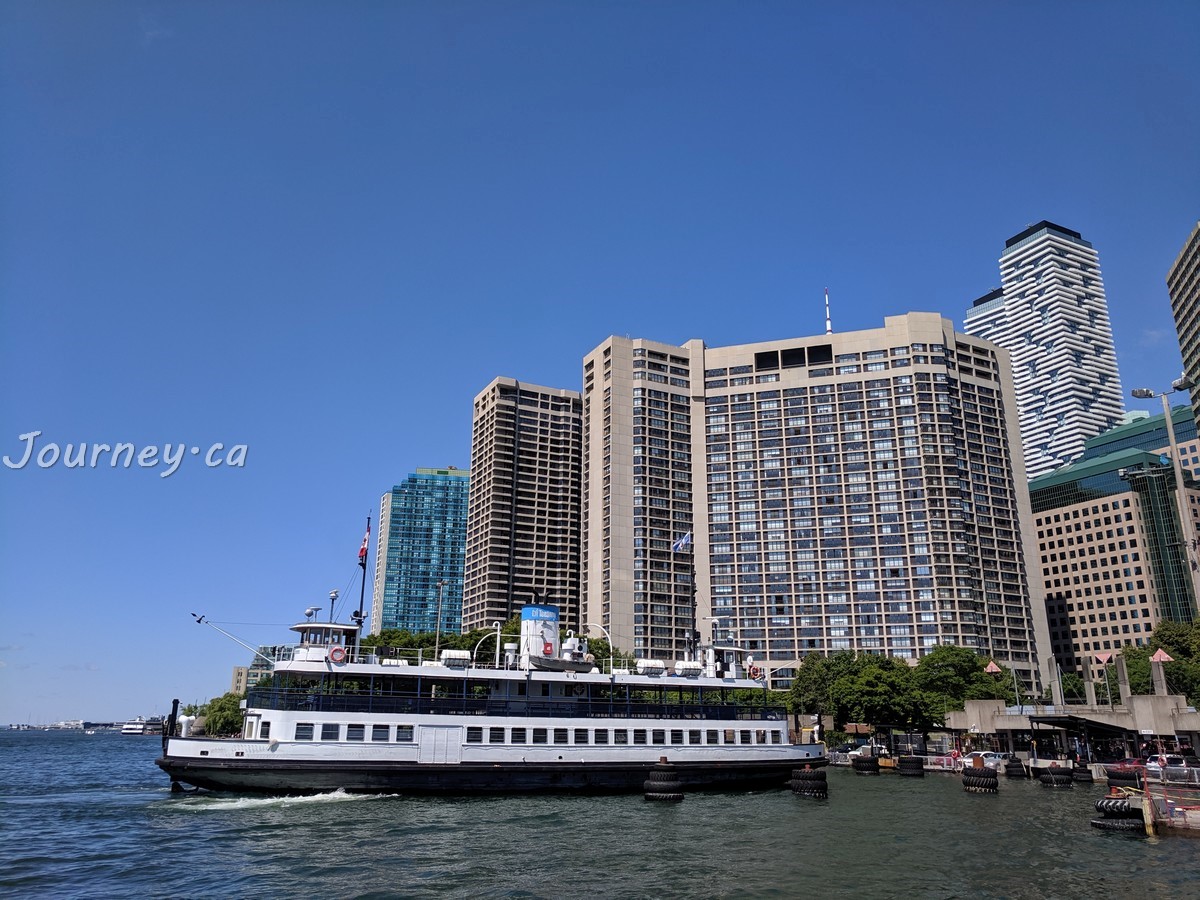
[1131,377,1200,619]
[434,580,447,658]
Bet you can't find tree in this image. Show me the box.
[201,692,245,736]
[787,651,870,728]
[829,657,919,731]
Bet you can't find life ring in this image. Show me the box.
[748,666,763,680]
[329,647,347,664]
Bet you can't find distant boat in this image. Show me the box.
[122,716,164,735]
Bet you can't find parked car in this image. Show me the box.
[1145,754,1200,777]
[961,751,1011,770]
[848,744,889,758]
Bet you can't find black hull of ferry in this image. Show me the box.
[156,755,824,795]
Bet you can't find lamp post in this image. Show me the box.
[434,580,447,657]
[1132,377,1200,620]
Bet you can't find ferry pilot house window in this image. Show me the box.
[321,724,340,741]
[295,723,314,741]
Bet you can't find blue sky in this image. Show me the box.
[2,1,1198,724]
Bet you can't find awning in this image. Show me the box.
[1027,714,1133,738]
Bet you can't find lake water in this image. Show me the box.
[2,730,1197,899]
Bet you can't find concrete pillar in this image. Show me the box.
[1046,656,1065,706]
[1115,655,1133,704]
[1082,663,1097,706]
[1151,660,1169,697]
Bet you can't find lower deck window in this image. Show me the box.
[614,729,628,745]
[511,727,527,743]
[652,730,665,745]
[707,730,719,745]
[321,724,340,741]
[688,730,701,745]
[372,725,390,742]
[467,727,483,743]
[295,723,314,741]
[574,728,589,744]
[554,728,569,745]
[346,724,365,742]
[771,731,782,744]
[671,730,684,745]
[594,729,609,744]
[532,728,548,745]
[633,729,647,745]
[488,727,505,744]
[740,730,752,745]
[396,725,414,742]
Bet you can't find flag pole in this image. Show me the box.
[354,515,371,656]
[355,520,369,619]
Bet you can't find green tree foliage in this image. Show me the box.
[200,692,245,736]
[788,645,1017,734]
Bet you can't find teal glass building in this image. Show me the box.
[369,467,470,635]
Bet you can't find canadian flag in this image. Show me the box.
[359,519,371,563]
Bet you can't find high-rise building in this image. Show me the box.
[463,377,583,632]
[965,221,1125,479]
[1168,220,1200,429]
[369,467,470,635]
[582,314,1052,692]
[1031,405,1200,681]
[581,337,700,660]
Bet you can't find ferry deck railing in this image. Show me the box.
[245,687,784,722]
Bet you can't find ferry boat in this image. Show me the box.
[156,604,826,794]
[122,716,164,735]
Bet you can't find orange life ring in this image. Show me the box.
[748,666,763,680]
[329,647,347,664]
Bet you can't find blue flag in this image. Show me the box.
[671,532,693,552]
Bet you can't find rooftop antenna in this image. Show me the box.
[824,287,833,335]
